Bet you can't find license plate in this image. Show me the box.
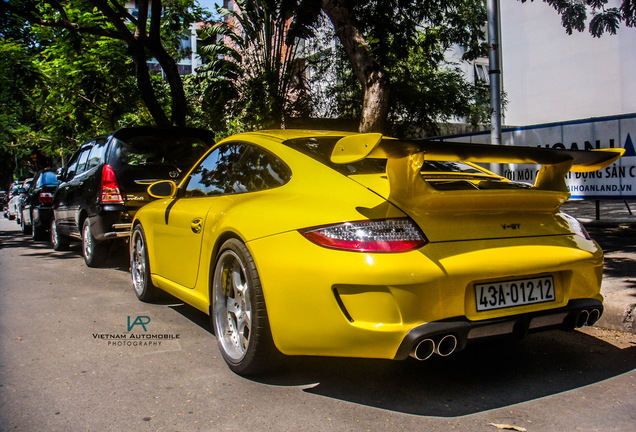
[475,276,555,312]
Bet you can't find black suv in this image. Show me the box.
[51,127,214,267]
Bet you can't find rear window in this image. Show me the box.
[283,137,487,176]
[37,171,59,187]
[110,134,213,171]
[283,137,387,175]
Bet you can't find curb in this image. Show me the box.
[596,289,636,334]
[576,218,636,334]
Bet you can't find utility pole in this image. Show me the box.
[487,0,503,174]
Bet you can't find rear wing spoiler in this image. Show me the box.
[331,133,625,193]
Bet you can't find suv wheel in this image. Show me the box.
[21,215,32,235]
[32,211,47,241]
[82,219,108,267]
[50,218,70,251]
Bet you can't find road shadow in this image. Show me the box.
[587,225,636,285]
[252,330,636,417]
[0,223,130,271]
[587,224,636,253]
[169,301,214,335]
[0,228,54,250]
[161,299,636,418]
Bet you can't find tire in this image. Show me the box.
[81,218,108,267]
[21,215,32,235]
[130,224,162,302]
[50,218,70,251]
[211,238,281,375]
[31,211,46,241]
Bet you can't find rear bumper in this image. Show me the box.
[102,223,133,238]
[32,207,53,228]
[89,209,133,241]
[248,231,604,359]
[393,298,603,360]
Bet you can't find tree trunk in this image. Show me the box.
[129,41,172,127]
[147,40,188,127]
[321,0,390,133]
[147,0,187,127]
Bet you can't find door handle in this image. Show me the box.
[190,218,203,234]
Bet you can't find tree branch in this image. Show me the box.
[0,1,124,40]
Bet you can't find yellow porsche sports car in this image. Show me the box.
[130,130,624,375]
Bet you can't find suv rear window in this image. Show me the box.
[110,134,213,171]
[37,171,59,187]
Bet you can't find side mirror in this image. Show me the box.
[56,167,65,181]
[148,180,177,199]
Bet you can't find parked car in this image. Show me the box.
[129,130,624,375]
[7,179,32,223]
[3,183,19,219]
[51,127,215,267]
[20,169,60,240]
[0,190,7,216]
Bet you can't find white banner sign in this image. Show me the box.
[442,114,636,199]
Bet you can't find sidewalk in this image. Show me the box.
[561,199,636,333]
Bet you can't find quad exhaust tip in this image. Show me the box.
[587,308,601,326]
[576,308,602,328]
[410,308,602,361]
[410,334,458,361]
[576,310,590,328]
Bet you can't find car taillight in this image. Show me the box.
[100,165,124,204]
[299,218,427,253]
[561,213,592,240]
[38,192,54,204]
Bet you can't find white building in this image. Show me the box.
[498,0,636,126]
[125,1,203,75]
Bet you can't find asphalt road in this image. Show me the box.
[1,217,635,432]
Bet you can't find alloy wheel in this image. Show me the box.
[213,250,252,362]
[82,221,94,261]
[131,229,147,296]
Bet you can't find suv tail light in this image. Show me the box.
[299,218,427,253]
[38,191,54,204]
[100,165,124,204]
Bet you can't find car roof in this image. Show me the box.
[232,129,357,143]
[111,126,215,142]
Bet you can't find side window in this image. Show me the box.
[232,146,291,193]
[64,150,82,180]
[184,142,246,197]
[86,138,107,170]
[75,147,93,176]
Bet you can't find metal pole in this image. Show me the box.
[487,0,502,147]
[486,0,504,176]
